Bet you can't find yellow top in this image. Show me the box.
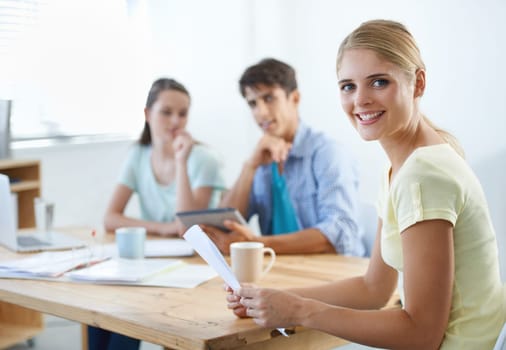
[378,144,506,350]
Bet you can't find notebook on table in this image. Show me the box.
[0,174,85,252]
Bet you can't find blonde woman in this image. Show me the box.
[226,20,506,349]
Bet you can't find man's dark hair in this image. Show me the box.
[239,58,298,97]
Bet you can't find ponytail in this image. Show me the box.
[423,116,465,158]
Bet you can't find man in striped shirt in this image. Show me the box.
[204,58,365,256]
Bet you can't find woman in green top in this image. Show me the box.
[90,78,226,350]
[104,78,226,237]
[226,20,505,349]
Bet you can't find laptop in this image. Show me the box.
[0,174,85,252]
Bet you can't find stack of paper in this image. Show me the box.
[0,243,218,288]
[67,258,182,283]
[0,249,110,278]
[65,258,217,288]
[65,258,218,288]
[100,239,194,258]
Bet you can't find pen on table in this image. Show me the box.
[75,256,111,271]
[86,229,97,265]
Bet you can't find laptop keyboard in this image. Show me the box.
[17,236,51,247]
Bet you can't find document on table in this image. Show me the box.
[183,225,288,337]
[66,258,180,283]
[100,239,194,258]
[0,249,110,278]
[0,251,217,288]
[144,239,194,257]
[65,258,217,288]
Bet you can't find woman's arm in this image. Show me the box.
[236,219,454,350]
[228,221,396,314]
[175,162,214,211]
[287,221,397,309]
[173,132,216,212]
[104,184,180,236]
[228,222,395,314]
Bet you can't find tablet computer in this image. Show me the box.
[175,208,247,232]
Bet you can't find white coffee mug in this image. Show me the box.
[230,242,276,283]
[115,227,146,259]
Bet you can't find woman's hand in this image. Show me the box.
[235,286,303,328]
[225,284,248,318]
[152,221,181,237]
[173,130,194,163]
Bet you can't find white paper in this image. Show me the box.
[139,264,217,288]
[183,225,240,290]
[0,249,110,277]
[182,225,288,337]
[67,258,180,282]
[144,239,194,257]
[101,239,194,258]
[0,262,217,288]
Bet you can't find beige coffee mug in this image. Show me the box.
[230,242,276,283]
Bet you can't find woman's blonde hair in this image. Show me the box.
[337,19,464,157]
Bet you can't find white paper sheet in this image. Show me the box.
[183,225,288,337]
[140,264,217,288]
[0,262,217,288]
[183,225,240,290]
[0,249,110,277]
[144,239,194,257]
[100,239,194,258]
[67,258,181,282]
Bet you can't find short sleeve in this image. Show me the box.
[391,157,462,232]
[187,144,227,190]
[118,144,143,191]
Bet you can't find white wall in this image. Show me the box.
[280,0,506,202]
[472,150,506,281]
[11,0,506,279]
[126,0,506,202]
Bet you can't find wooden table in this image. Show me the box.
[0,229,371,350]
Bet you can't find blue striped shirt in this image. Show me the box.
[247,121,365,256]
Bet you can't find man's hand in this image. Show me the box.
[201,221,256,254]
[248,134,291,168]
